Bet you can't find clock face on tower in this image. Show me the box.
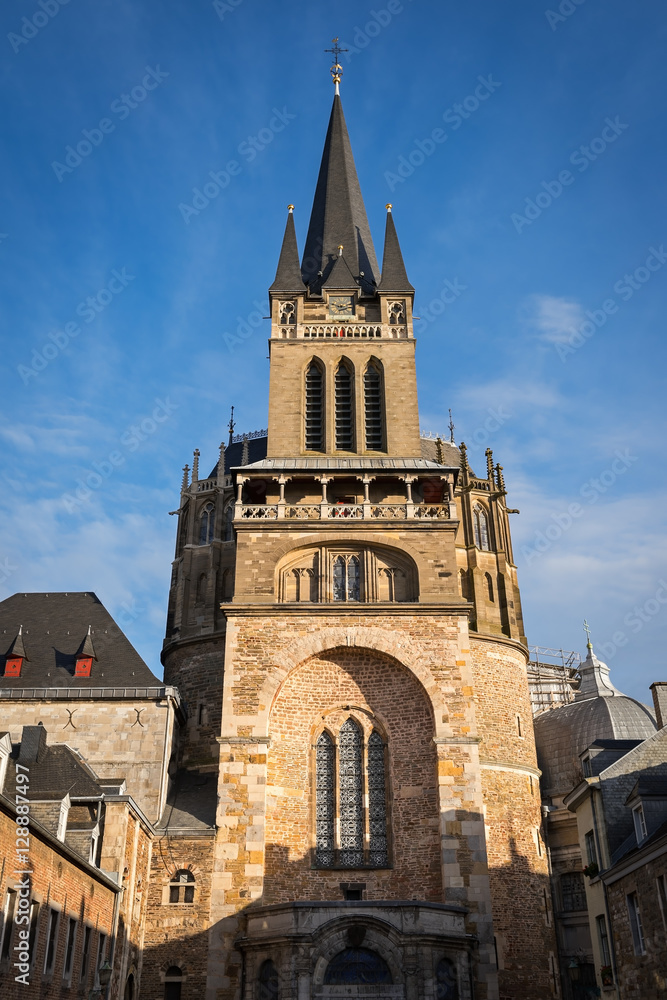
[328,295,355,319]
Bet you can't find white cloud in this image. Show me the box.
[523,294,585,344]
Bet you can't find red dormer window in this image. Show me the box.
[75,657,93,677]
[4,657,22,678]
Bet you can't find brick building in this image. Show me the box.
[0,76,564,999]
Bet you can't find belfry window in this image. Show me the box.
[333,555,360,601]
[473,504,490,550]
[315,721,389,868]
[199,503,214,544]
[335,360,355,451]
[364,361,384,451]
[305,360,324,451]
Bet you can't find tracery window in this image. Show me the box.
[279,300,296,325]
[335,360,355,451]
[333,555,360,602]
[199,502,214,544]
[560,871,586,912]
[169,870,195,904]
[364,360,385,451]
[436,958,459,999]
[315,721,389,869]
[258,959,279,1000]
[473,504,490,550]
[324,948,392,985]
[305,360,324,451]
[388,300,406,325]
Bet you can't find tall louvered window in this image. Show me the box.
[305,360,324,450]
[473,504,490,550]
[199,502,214,544]
[364,361,384,451]
[335,360,354,451]
[315,720,389,869]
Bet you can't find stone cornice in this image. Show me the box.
[479,758,542,779]
[221,602,471,618]
[469,631,529,661]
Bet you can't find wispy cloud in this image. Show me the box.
[522,294,585,344]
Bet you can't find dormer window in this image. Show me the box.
[75,657,93,678]
[633,803,647,842]
[4,657,22,678]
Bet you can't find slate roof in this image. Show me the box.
[238,457,458,473]
[269,210,305,295]
[5,726,102,800]
[301,94,379,296]
[0,592,160,688]
[156,768,216,833]
[377,209,414,294]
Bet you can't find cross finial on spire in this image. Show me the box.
[583,619,593,649]
[228,405,236,447]
[325,37,348,95]
[448,408,455,444]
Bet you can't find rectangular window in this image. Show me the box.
[63,917,77,981]
[94,932,107,988]
[582,755,592,777]
[1,888,17,961]
[80,926,92,985]
[596,914,611,966]
[28,901,40,969]
[561,871,586,912]
[584,829,597,867]
[633,804,647,842]
[43,908,60,975]
[657,874,667,931]
[627,892,646,955]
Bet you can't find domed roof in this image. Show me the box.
[534,645,656,796]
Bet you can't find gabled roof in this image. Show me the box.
[269,209,305,295]
[377,208,414,294]
[5,727,102,800]
[301,94,379,296]
[0,592,160,689]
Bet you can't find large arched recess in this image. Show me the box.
[262,645,442,904]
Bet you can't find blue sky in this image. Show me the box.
[1,0,666,703]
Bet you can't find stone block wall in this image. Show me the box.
[606,852,667,999]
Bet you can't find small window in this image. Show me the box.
[80,926,92,985]
[582,755,592,777]
[627,891,646,955]
[63,917,77,982]
[199,503,214,544]
[633,803,647,843]
[561,872,586,912]
[169,869,195,904]
[584,829,597,867]
[516,715,522,738]
[473,505,490,550]
[28,901,40,969]
[332,555,360,602]
[1,888,17,960]
[596,914,611,967]
[94,932,107,988]
[164,965,183,1000]
[43,908,60,975]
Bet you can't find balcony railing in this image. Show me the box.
[274,323,410,340]
[236,502,455,521]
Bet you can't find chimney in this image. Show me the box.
[19,723,47,764]
[650,682,667,729]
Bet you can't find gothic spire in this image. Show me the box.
[269,206,305,294]
[301,94,379,296]
[377,205,414,294]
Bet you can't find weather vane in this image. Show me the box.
[583,619,592,646]
[325,37,348,94]
[448,408,455,444]
[228,405,236,446]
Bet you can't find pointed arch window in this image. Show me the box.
[473,504,490,550]
[305,360,324,451]
[199,502,214,544]
[364,361,385,451]
[315,721,388,869]
[335,360,355,451]
[333,555,360,602]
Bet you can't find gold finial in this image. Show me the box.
[287,204,294,213]
[386,203,393,212]
[325,37,348,94]
[337,244,344,256]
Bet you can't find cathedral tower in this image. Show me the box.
[159,76,555,1000]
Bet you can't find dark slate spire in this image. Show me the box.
[377,205,414,293]
[301,95,379,296]
[269,206,305,294]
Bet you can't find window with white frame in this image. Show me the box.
[596,914,611,967]
[627,892,645,955]
[633,803,647,843]
[656,873,667,931]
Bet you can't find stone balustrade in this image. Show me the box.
[236,502,455,521]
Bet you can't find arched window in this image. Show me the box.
[364,360,384,451]
[258,959,279,1000]
[305,360,324,451]
[485,572,494,601]
[335,360,355,451]
[324,948,392,985]
[333,555,361,602]
[315,732,335,867]
[124,973,135,1000]
[279,300,296,325]
[164,967,183,1000]
[436,958,459,999]
[473,505,490,550]
[339,719,363,867]
[368,731,388,866]
[224,503,235,542]
[169,870,194,904]
[199,503,214,544]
